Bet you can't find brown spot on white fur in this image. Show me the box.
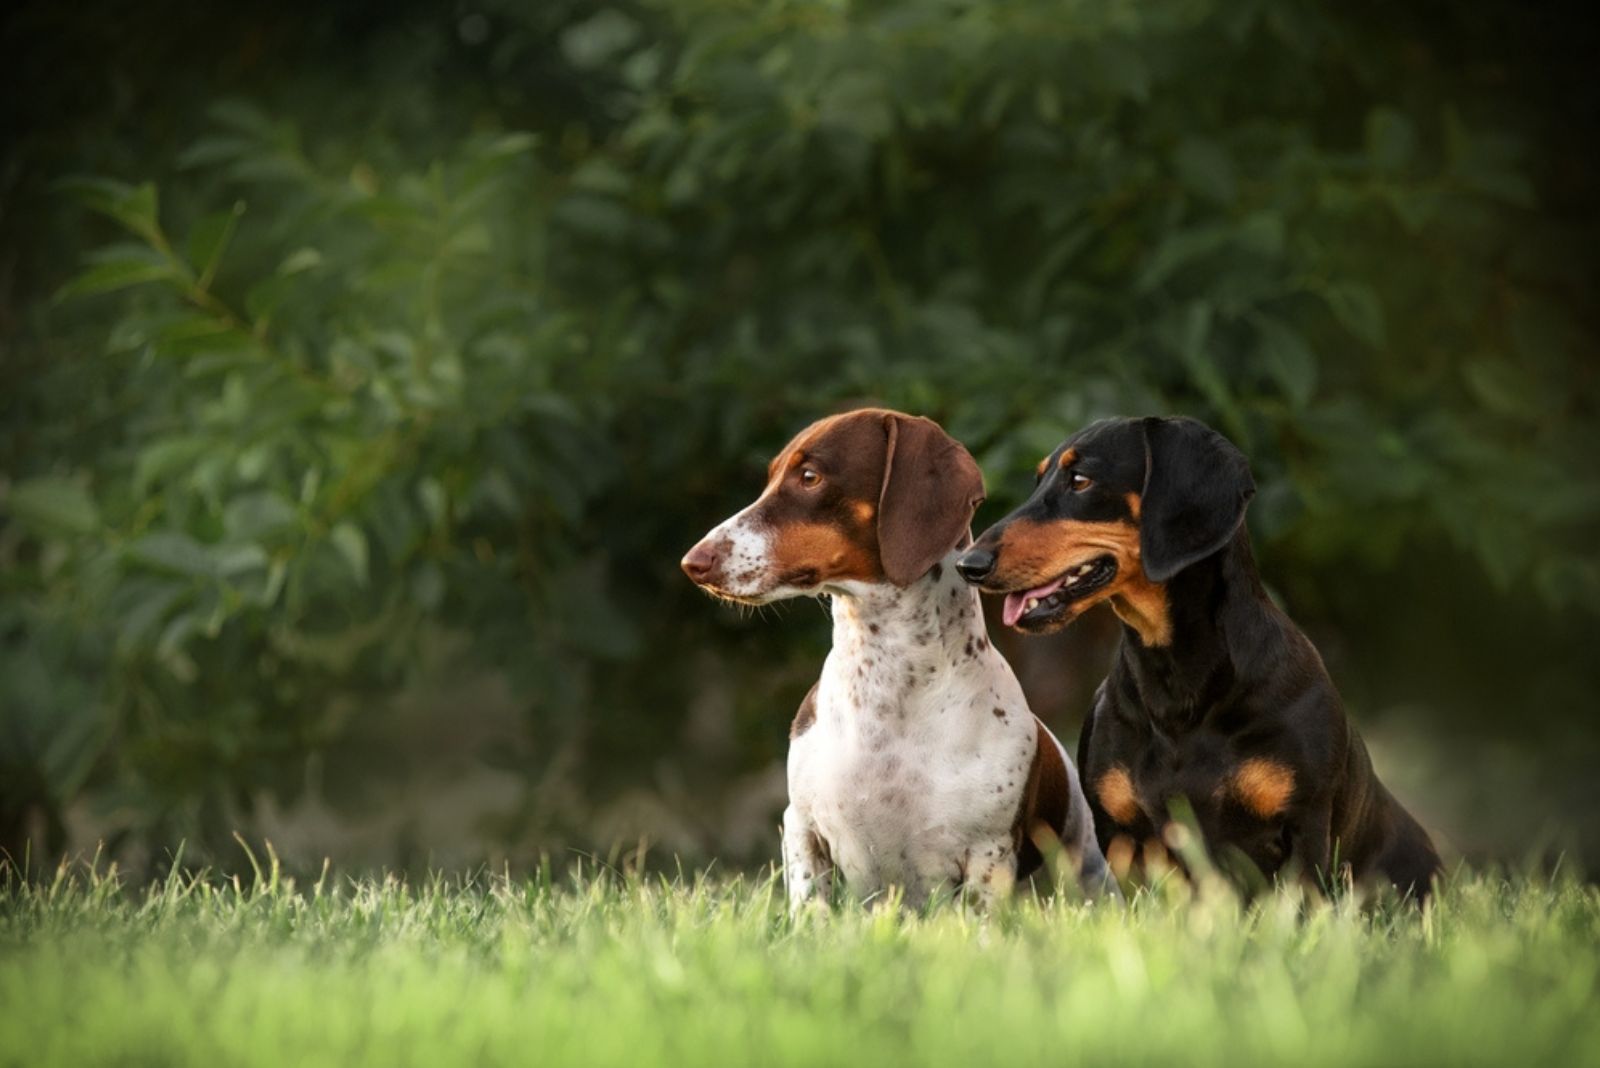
[790,683,819,739]
[1229,758,1295,818]
[1095,766,1140,825]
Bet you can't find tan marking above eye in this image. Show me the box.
[1056,447,1079,470]
[1229,758,1295,818]
[1035,457,1050,478]
[1095,766,1140,825]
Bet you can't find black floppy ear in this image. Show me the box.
[1139,417,1255,583]
[877,413,986,587]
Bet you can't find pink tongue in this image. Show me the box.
[1001,576,1069,627]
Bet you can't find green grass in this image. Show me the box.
[3,856,1598,1067]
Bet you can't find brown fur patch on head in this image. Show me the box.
[727,407,981,594]
[1056,447,1079,470]
[1229,758,1295,818]
[989,517,1173,645]
[746,411,894,588]
[771,521,879,588]
[1095,766,1141,826]
[1035,456,1050,479]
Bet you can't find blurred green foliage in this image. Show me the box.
[1,0,1596,868]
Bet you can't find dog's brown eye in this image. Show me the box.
[1070,473,1093,492]
[799,468,821,488]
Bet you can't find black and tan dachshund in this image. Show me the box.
[954,416,1441,900]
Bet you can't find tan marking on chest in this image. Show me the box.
[1095,766,1140,825]
[1229,758,1296,818]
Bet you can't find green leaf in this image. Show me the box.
[331,522,370,586]
[1174,136,1237,204]
[1365,107,1416,172]
[59,177,161,240]
[1255,317,1318,407]
[1463,359,1544,421]
[5,477,100,536]
[135,437,213,495]
[187,201,246,286]
[213,543,269,576]
[127,532,216,578]
[277,247,324,276]
[223,492,299,541]
[560,9,641,69]
[55,256,177,301]
[1321,282,1386,348]
[1136,224,1231,291]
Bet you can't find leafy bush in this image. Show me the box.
[3,0,1595,866]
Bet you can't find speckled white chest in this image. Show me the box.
[785,560,1039,905]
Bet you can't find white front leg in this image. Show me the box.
[962,836,1019,911]
[782,805,833,914]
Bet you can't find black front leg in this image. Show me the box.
[1287,802,1334,894]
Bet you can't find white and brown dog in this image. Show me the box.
[682,408,1112,911]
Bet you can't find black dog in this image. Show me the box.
[954,416,1441,899]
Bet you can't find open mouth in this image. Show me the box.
[1000,556,1118,628]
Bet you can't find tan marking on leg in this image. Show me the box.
[1106,835,1137,880]
[1231,758,1296,818]
[1095,766,1140,825]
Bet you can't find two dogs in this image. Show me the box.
[683,409,1440,909]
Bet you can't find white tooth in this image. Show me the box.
[1025,598,1039,612]
[1066,575,1080,586]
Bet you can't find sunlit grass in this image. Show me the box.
[2,851,1597,1067]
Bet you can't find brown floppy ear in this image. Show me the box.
[876,413,986,587]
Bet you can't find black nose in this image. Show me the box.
[954,547,996,584]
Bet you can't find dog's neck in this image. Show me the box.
[1114,529,1276,727]
[824,551,990,709]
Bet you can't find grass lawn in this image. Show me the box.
[3,856,1598,1067]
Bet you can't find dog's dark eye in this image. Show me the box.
[799,468,821,488]
[1070,473,1093,492]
